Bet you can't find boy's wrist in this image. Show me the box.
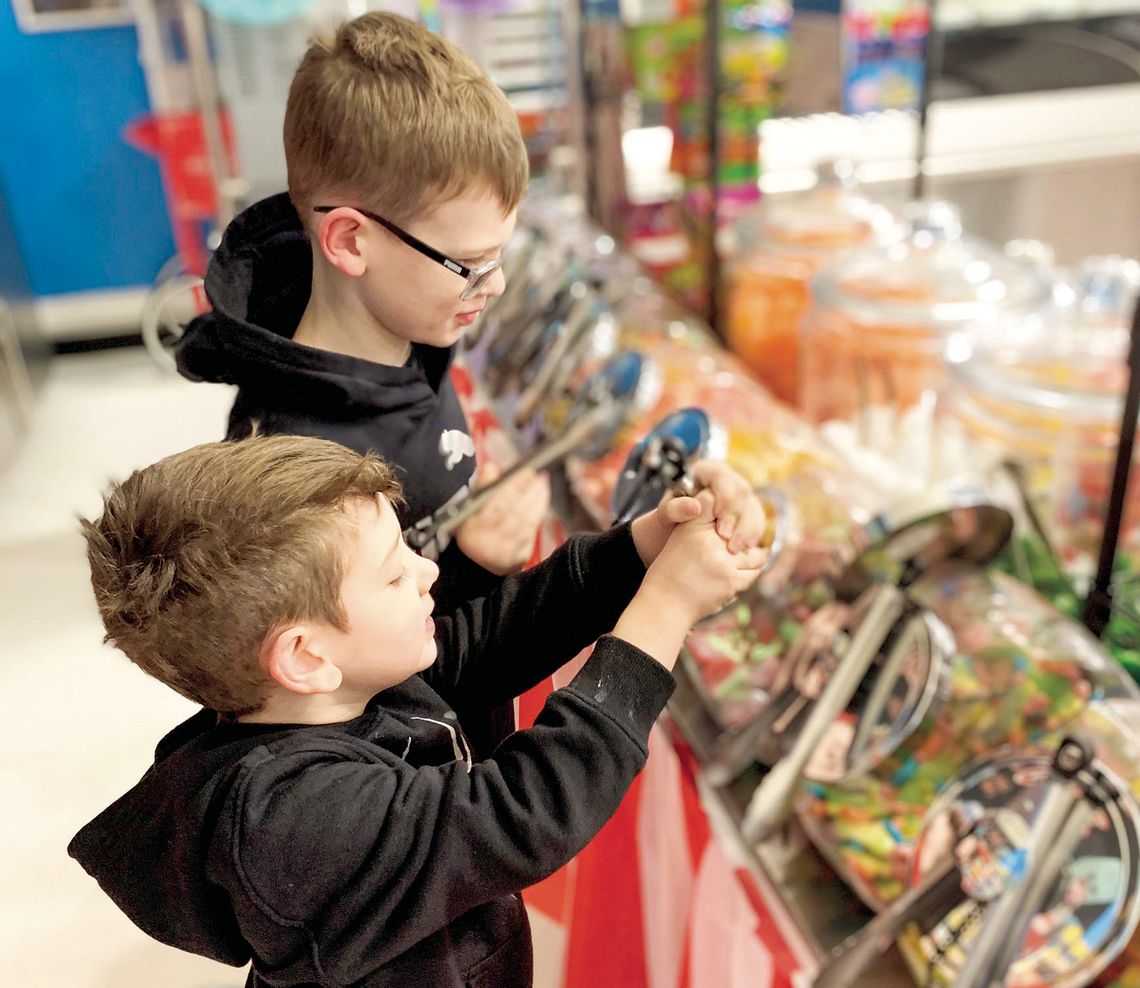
[611,583,695,671]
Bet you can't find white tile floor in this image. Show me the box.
[1,349,243,987]
[0,347,564,988]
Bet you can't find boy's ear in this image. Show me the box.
[315,210,368,278]
[262,625,343,696]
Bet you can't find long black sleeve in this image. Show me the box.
[208,637,674,985]
[424,523,647,712]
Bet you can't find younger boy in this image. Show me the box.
[70,435,767,987]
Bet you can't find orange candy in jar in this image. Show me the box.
[799,201,1056,428]
[725,162,899,406]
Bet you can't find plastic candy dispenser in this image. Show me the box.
[814,723,1140,988]
[724,162,900,406]
[798,552,1140,912]
[693,502,1018,844]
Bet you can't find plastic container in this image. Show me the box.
[724,163,899,405]
[798,200,1055,426]
[798,559,1137,910]
[899,703,1140,988]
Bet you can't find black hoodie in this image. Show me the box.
[69,526,674,988]
[176,194,511,756]
[176,193,497,608]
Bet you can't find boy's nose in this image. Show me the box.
[481,266,507,298]
[419,555,440,592]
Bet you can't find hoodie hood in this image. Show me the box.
[172,194,479,539]
[176,193,454,411]
[68,710,257,966]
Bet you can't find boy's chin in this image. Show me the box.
[417,325,464,349]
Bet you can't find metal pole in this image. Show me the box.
[178,0,237,229]
[913,0,941,199]
[1084,293,1140,636]
[561,0,589,205]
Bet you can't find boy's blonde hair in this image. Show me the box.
[82,435,403,716]
[285,12,529,224]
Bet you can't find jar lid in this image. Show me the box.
[730,159,900,258]
[811,201,1057,328]
[909,747,1140,988]
[946,254,1140,421]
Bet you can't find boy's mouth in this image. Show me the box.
[455,307,483,327]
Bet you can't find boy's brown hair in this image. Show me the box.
[82,435,402,716]
[284,12,529,224]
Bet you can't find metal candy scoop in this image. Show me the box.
[512,289,607,427]
[404,351,646,553]
[735,502,1014,844]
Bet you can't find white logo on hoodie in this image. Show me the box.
[438,429,475,471]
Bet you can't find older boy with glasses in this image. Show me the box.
[177,12,549,756]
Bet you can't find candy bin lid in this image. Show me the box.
[729,160,901,260]
[811,201,1057,330]
[1076,254,1140,323]
[905,729,1140,988]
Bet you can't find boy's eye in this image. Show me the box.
[459,250,504,268]
[393,567,412,586]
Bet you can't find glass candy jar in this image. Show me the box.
[724,162,899,405]
[799,200,1055,427]
[945,256,1140,585]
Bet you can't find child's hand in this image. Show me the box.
[643,491,768,624]
[629,459,768,567]
[615,492,768,670]
[455,463,551,575]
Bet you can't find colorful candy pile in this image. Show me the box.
[798,563,1100,908]
[685,581,837,728]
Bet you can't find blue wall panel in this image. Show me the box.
[0,4,175,296]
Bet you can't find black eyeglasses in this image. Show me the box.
[313,205,503,301]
